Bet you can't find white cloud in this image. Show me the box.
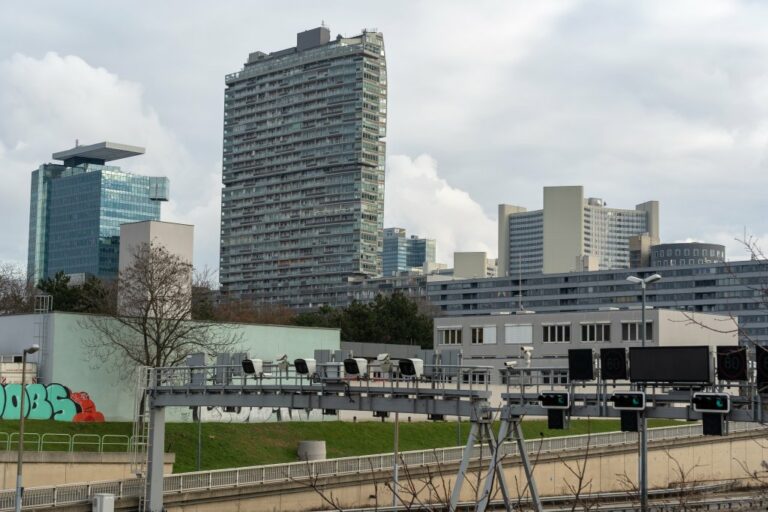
[3,1,768,278]
[384,154,496,265]
[0,52,221,271]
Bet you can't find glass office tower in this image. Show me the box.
[220,27,387,307]
[27,142,169,284]
[383,228,436,276]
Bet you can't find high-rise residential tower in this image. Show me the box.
[498,186,659,276]
[27,142,169,284]
[220,27,387,306]
[382,228,436,276]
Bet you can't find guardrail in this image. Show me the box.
[0,421,762,510]
[0,433,133,454]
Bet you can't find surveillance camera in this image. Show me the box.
[275,354,289,371]
[504,361,518,368]
[520,346,534,353]
[377,353,392,373]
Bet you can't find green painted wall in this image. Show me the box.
[47,313,340,421]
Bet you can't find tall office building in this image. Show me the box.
[382,228,436,276]
[220,27,387,306]
[27,142,169,284]
[498,186,659,276]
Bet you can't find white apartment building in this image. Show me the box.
[498,186,659,276]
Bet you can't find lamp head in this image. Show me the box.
[645,273,662,284]
[626,276,643,284]
[26,344,40,355]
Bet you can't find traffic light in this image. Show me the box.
[600,348,628,380]
[716,346,747,381]
[568,349,594,381]
[757,346,768,391]
[691,393,730,414]
[610,392,646,411]
[539,392,570,409]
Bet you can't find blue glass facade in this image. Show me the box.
[382,228,436,276]
[28,163,169,283]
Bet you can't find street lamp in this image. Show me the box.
[625,273,661,512]
[626,273,661,348]
[15,344,39,512]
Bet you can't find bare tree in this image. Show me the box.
[559,426,595,511]
[214,299,297,325]
[665,448,704,511]
[0,263,33,315]
[677,235,768,347]
[79,242,240,379]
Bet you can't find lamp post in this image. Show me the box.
[626,274,661,348]
[625,273,661,512]
[15,344,39,512]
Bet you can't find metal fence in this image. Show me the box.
[0,433,133,454]
[0,422,762,510]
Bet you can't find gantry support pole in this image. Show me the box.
[145,405,166,512]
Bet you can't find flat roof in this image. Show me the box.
[52,141,145,162]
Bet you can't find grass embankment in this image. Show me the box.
[0,418,682,473]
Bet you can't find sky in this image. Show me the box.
[1,0,767,273]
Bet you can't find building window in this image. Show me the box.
[581,322,611,342]
[462,372,487,384]
[505,324,532,344]
[543,323,571,342]
[439,328,462,345]
[471,326,497,344]
[621,321,653,342]
[542,371,568,384]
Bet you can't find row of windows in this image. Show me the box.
[653,248,723,258]
[439,321,654,345]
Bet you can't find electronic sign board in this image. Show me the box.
[628,346,712,383]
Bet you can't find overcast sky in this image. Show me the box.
[1,0,767,273]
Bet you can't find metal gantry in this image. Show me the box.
[140,361,499,512]
[140,347,768,512]
[471,357,768,512]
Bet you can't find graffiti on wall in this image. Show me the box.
[0,384,104,422]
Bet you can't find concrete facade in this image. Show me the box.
[0,312,340,421]
[434,309,736,379]
[499,186,659,276]
[0,452,174,489]
[83,429,765,512]
[220,27,387,308]
[454,252,493,279]
[651,242,726,267]
[427,260,768,346]
[118,221,194,272]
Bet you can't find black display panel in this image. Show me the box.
[756,346,768,390]
[628,346,712,383]
[600,348,628,380]
[716,346,748,381]
[568,349,594,381]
